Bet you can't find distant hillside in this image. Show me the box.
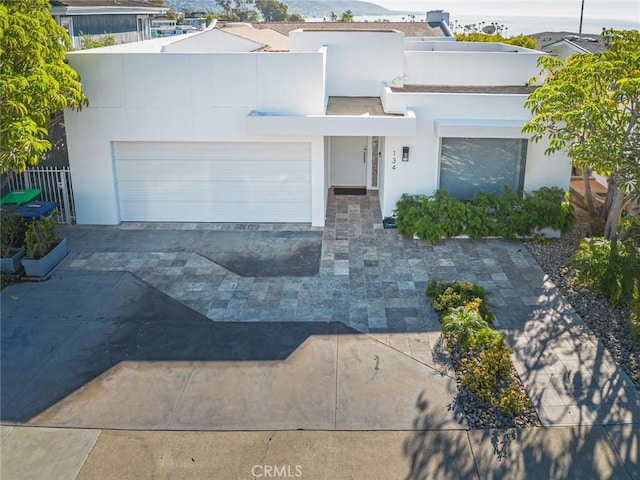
[284,0,393,18]
[163,0,395,18]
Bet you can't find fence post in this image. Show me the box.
[59,170,72,224]
[23,171,31,189]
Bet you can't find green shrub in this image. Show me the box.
[0,213,26,257]
[570,237,639,307]
[396,190,470,242]
[458,342,529,417]
[441,307,488,351]
[459,343,513,399]
[427,280,494,322]
[395,186,575,242]
[532,233,550,245]
[521,187,575,234]
[496,384,530,417]
[24,213,60,259]
[469,326,505,351]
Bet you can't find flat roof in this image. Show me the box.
[391,85,537,94]
[254,22,448,38]
[326,97,401,117]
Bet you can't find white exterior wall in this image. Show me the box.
[404,50,542,86]
[65,50,326,225]
[289,30,404,96]
[378,92,572,217]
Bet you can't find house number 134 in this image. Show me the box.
[392,150,397,170]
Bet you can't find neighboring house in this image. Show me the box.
[183,17,207,31]
[530,31,606,58]
[151,19,198,38]
[63,18,570,227]
[50,0,168,49]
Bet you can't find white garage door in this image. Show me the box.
[113,142,311,223]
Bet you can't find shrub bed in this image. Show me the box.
[427,280,541,428]
[396,186,575,243]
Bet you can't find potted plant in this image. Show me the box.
[21,211,68,277]
[1,213,27,274]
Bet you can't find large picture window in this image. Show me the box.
[439,138,527,200]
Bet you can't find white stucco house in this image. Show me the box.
[63,20,571,227]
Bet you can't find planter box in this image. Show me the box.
[21,238,68,277]
[1,247,26,274]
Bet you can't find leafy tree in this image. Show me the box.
[455,32,535,49]
[327,10,353,23]
[256,0,288,21]
[287,13,305,22]
[0,0,87,180]
[215,0,258,22]
[523,29,640,240]
[339,10,353,22]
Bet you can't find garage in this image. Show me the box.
[113,142,311,223]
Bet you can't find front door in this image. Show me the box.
[330,136,367,186]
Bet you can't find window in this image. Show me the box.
[439,138,527,200]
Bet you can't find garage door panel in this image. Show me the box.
[120,200,310,223]
[116,161,310,183]
[117,183,310,202]
[114,142,311,223]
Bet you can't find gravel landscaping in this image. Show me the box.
[523,221,640,389]
[450,345,542,429]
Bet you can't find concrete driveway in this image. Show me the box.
[2,190,638,431]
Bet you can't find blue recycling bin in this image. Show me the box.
[16,201,59,220]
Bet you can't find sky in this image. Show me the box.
[369,0,640,34]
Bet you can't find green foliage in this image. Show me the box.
[441,307,488,351]
[396,187,574,242]
[428,278,531,418]
[215,0,258,21]
[455,32,535,49]
[459,344,512,397]
[629,296,640,340]
[256,0,288,21]
[532,233,550,245]
[0,0,88,176]
[523,29,640,240]
[459,343,530,417]
[327,10,353,22]
[570,237,640,307]
[496,383,530,417]
[80,34,117,50]
[0,213,26,257]
[469,326,505,351]
[24,212,60,259]
[287,13,305,22]
[426,280,493,322]
[396,190,468,242]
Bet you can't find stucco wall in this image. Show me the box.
[378,92,572,217]
[65,50,326,225]
[404,50,542,86]
[290,30,404,96]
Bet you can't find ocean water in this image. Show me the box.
[308,0,639,35]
